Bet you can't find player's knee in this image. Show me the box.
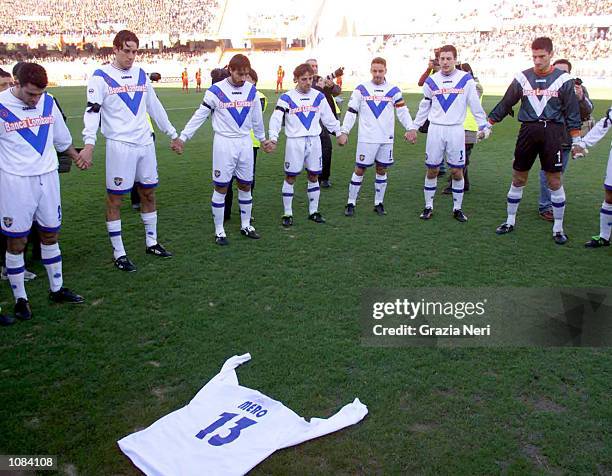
[605,190,612,204]
[6,237,27,254]
[214,185,228,195]
[426,168,438,179]
[354,167,365,177]
[450,168,463,180]
[375,166,386,176]
[546,175,561,191]
[285,175,296,185]
[106,193,124,209]
[307,173,318,182]
[39,231,58,245]
[138,187,156,203]
[237,183,251,192]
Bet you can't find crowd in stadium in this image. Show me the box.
[0,0,220,36]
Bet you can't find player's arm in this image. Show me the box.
[268,96,288,143]
[178,90,215,143]
[320,97,341,136]
[466,80,489,131]
[579,84,594,119]
[251,90,266,143]
[82,75,105,146]
[393,91,415,131]
[580,108,612,148]
[145,78,178,140]
[559,78,581,140]
[488,79,522,125]
[411,83,433,129]
[340,88,361,136]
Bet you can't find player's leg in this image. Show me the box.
[542,123,568,244]
[497,124,537,234]
[446,127,468,221]
[421,126,444,219]
[373,143,393,215]
[281,137,304,225]
[211,135,233,244]
[1,171,37,320]
[305,136,324,223]
[105,140,136,270]
[346,142,375,215]
[588,151,612,247]
[136,144,172,257]
[319,129,332,187]
[235,137,259,239]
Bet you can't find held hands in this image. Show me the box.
[75,145,94,170]
[336,133,348,146]
[571,142,588,159]
[261,140,277,153]
[477,125,492,141]
[171,138,184,155]
[405,130,417,144]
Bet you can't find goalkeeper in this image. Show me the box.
[572,107,612,248]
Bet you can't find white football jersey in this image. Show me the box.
[82,64,177,146]
[269,88,341,141]
[179,78,265,142]
[341,80,414,143]
[0,89,71,176]
[581,107,612,148]
[118,354,368,476]
[413,69,487,128]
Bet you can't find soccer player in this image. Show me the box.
[0,69,11,91]
[488,37,581,244]
[0,63,85,324]
[268,63,343,226]
[407,44,490,222]
[195,68,202,93]
[276,66,284,94]
[79,30,179,272]
[182,68,189,93]
[341,57,416,217]
[171,54,270,245]
[572,107,612,248]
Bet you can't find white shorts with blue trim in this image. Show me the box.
[212,134,253,186]
[0,169,61,237]
[425,123,466,168]
[605,149,612,191]
[355,142,394,168]
[283,136,322,176]
[106,139,158,195]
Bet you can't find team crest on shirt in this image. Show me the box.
[0,109,8,119]
[359,155,365,161]
[3,217,13,228]
[114,177,123,186]
[214,170,221,178]
[284,162,290,169]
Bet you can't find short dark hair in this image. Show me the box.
[12,61,24,77]
[228,54,250,72]
[293,63,314,79]
[460,63,474,76]
[553,58,572,72]
[371,57,386,67]
[248,68,258,83]
[531,37,553,52]
[210,67,230,84]
[113,30,139,50]
[16,62,47,89]
[439,45,457,59]
[0,68,11,78]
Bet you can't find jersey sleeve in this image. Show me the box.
[52,100,73,152]
[82,74,105,146]
[277,398,368,450]
[268,95,289,142]
[179,90,216,142]
[412,82,433,129]
[393,89,415,131]
[340,88,361,135]
[581,107,612,148]
[465,79,488,130]
[320,95,341,136]
[558,78,581,136]
[488,79,522,124]
[250,89,266,142]
[145,77,178,140]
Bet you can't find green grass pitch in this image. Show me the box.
[0,86,610,475]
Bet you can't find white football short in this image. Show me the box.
[106,139,158,194]
[355,142,394,168]
[212,134,253,186]
[283,136,322,176]
[605,149,612,191]
[425,123,466,169]
[0,169,61,237]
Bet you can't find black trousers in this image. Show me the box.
[225,147,258,220]
[319,128,333,182]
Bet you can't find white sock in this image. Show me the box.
[348,172,363,205]
[106,220,126,260]
[41,243,63,292]
[211,190,226,236]
[424,176,437,209]
[282,180,294,216]
[307,181,320,215]
[5,252,27,301]
[141,211,158,247]
[452,178,465,211]
[506,184,524,226]
[600,202,612,240]
[374,174,387,205]
[550,186,566,234]
[238,189,253,229]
